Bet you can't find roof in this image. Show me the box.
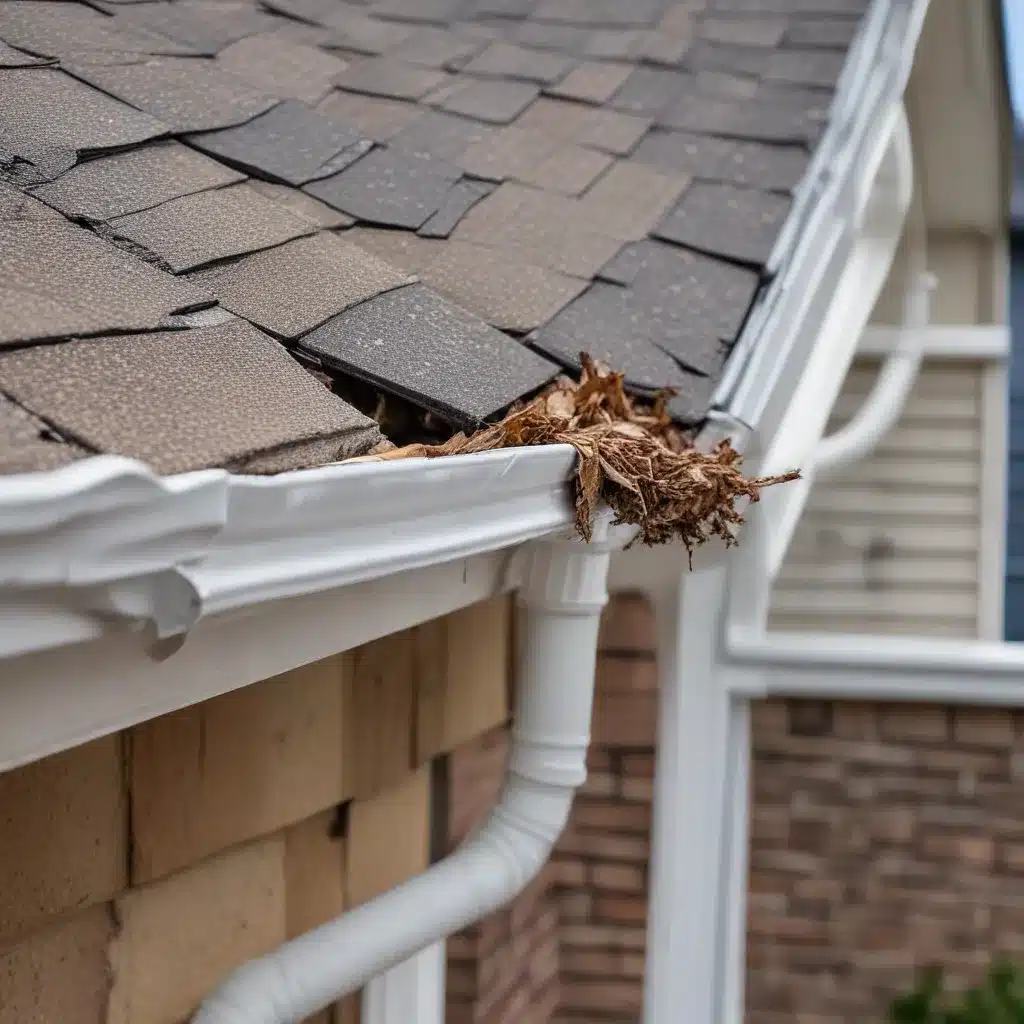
[0,0,871,477]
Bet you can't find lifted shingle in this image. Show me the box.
[29,140,246,221]
[0,219,212,347]
[301,283,559,425]
[0,320,383,474]
[186,231,415,339]
[107,182,316,272]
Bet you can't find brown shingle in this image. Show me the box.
[0,321,383,474]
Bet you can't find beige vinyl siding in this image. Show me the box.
[769,358,984,639]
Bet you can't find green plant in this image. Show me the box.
[889,961,1024,1023]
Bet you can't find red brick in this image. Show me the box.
[598,593,655,652]
[595,655,658,694]
[592,690,657,746]
[572,797,650,833]
[594,894,647,925]
[879,707,949,743]
[591,862,644,892]
[953,709,1015,748]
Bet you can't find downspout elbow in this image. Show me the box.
[192,516,628,1024]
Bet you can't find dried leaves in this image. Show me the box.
[350,354,799,552]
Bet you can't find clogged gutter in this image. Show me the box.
[348,354,799,553]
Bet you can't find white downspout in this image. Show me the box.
[192,517,628,1024]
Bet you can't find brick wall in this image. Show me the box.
[446,593,1024,1024]
[0,597,510,1024]
[748,698,1024,1022]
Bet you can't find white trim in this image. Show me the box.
[725,627,1024,706]
[859,324,1010,359]
[362,944,446,1024]
[979,358,1009,640]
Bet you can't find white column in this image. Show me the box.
[643,564,732,1024]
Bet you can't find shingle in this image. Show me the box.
[185,101,370,186]
[107,182,317,272]
[575,108,651,155]
[350,228,587,332]
[684,40,771,77]
[632,130,809,193]
[786,17,860,49]
[68,58,279,133]
[247,180,356,228]
[598,239,759,372]
[636,27,691,66]
[511,20,591,53]
[0,1,195,62]
[186,231,414,338]
[654,181,790,267]
[763,48,847,89]
[0,69,167,178]
[0,39,51,66]
[576,161,691,242]
[609,66,689,116]
[216,33,349,104]
[516,145,613,196]
[698,17,787,48]
[514,95,591,138]
[335,57,451,101]
[531,0,670,28]
[388,27,485,68]
[454,182,623,278]
[301,283,559,424]
[462,41,575,84]
[530,282,701,392]
[0,320,383,474]
[546,60,633,104]
[390,109,496,163]
[659,91,825,144]
[0,396,90,475]
[0,220,212,347]
[29,140,246,221]
[434,77,540,123]
[111,1,280,54]
[463,0,537,17]
[371,0,470,23]
[417,179,493,237]
[458,124,560,181]
[317,90,421,140]
[321,11,416,54]
[0,180,64,221]
[305,147,461,229]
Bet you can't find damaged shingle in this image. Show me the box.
[186,231,415,339]
[301,283,559,424]
[0,68,167,179]
[106,182,317,272]
[0,219,212,347]
[0,319,384,474]
[185,101,372,186]
[29,140,246,221]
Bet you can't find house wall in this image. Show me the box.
[0,596,511,1024]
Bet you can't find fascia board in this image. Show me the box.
[0,548,510,773]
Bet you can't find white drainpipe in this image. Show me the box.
[193,516,628,1024]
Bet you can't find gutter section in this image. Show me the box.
[0,445,577,661]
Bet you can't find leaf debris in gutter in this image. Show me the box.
[347,354,799,553]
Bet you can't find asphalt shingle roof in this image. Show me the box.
[0,0,871,477]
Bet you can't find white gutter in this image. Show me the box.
[192,516,631,1024]
[0,444,577,661]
